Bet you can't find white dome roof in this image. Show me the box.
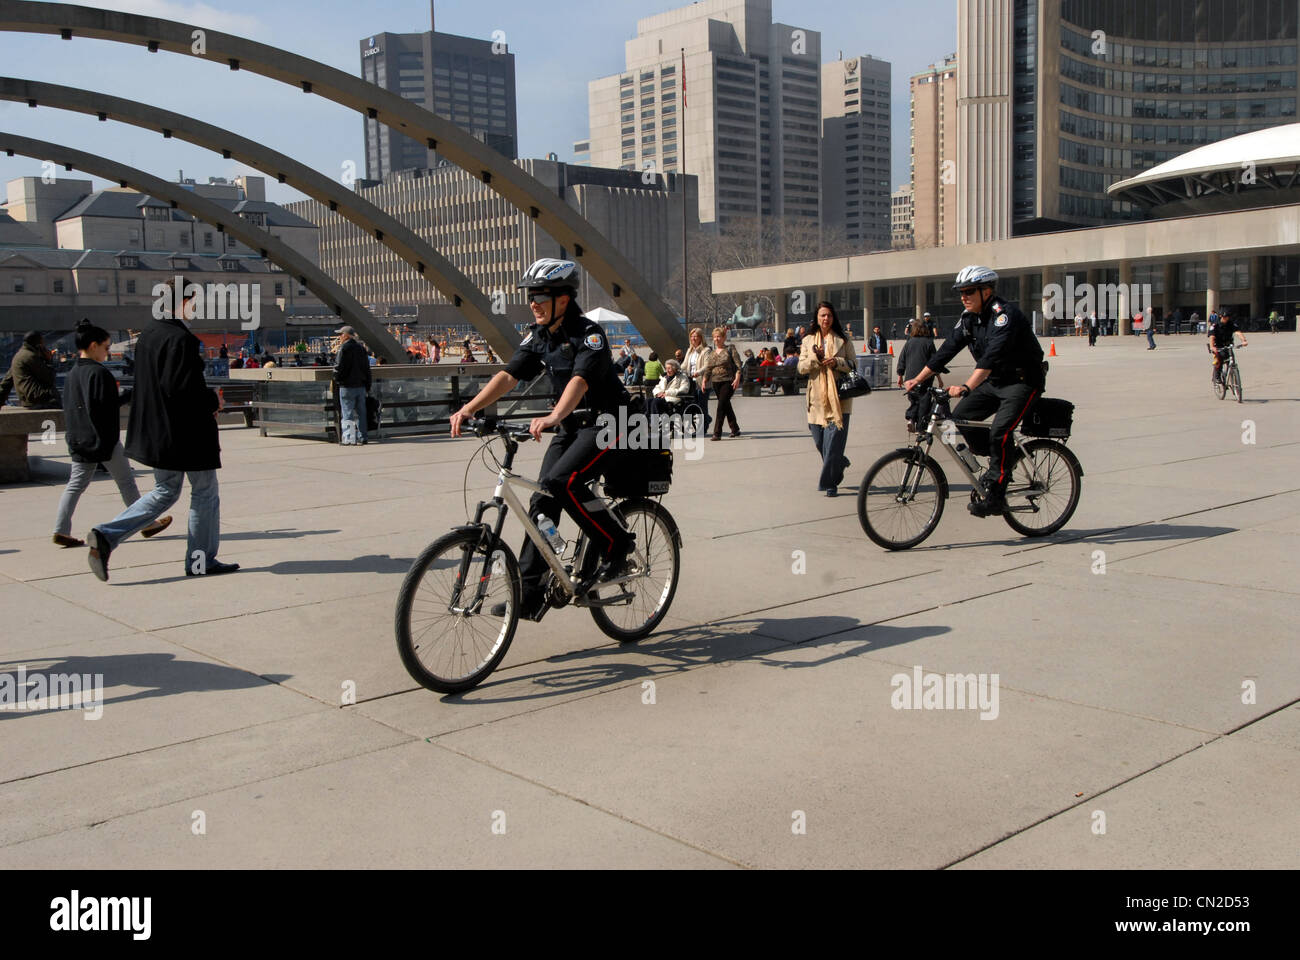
[1108,123,1300,195]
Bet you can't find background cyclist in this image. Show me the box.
[1207,311,1248,384]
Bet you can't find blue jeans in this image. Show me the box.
[95,469,220,573]
[810,415,851,491]
[339,386,367,444]
[53,443,141,536]
[1146,328,1156,348]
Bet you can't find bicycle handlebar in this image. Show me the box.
[464,416,538,441]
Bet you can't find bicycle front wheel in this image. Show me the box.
[1002,440,1082,538]
[590,498,681,642]
[395,530,520,694]
[858,449,949,550]
[1213,366,1226,400]
[1229,365,1242,402]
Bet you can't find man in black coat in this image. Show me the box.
[86,290,237,581]
[332,325,372,445]
[0,331,61,408]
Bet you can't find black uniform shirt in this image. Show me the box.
[505,311,630,427]
[930,296,1044,387]
[1209,318,1239,348]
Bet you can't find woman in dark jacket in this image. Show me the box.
[52,321,171,547]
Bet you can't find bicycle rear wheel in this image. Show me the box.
[1002,440,1082,538]
[395,531,520,694]
[590,498,681,642]
[858,448,948,550]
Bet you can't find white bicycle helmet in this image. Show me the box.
[518,258,581,293]
[953,265,998,291]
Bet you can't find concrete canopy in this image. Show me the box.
[0,76,518,360]
[0,131,407,362]
[0,0,688,359]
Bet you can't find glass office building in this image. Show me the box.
[1010,0,1298,234]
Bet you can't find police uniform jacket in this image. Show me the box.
[504,310,630,430]
[930,296,1045,389]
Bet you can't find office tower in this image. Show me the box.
[958,0,1299,242]
[891,183,914,249]
[587,0,821,232]
[360,5,517,180]
[822,55,892,249]
[911,54,959,248]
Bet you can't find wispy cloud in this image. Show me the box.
[91,0,268,39]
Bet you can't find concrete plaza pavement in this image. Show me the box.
[0,332,1296,869]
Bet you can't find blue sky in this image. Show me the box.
[0,0,957,204]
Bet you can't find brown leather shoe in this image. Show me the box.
[141,516,173,539]
[52,534,85,548]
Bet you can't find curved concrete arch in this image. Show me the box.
[0,131,408,363]
[0,77,517,359]
[0,1,686,358]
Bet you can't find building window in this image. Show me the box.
[53,279,64,294]
[274,282,284,296]
[97,277,108,293]
[129,228,139,243]
[126,279,137,294]
[12,276,24,293]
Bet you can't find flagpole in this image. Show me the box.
[680,47,688,331]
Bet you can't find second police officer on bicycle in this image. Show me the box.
[450,259,635,621]
[1207,311,1248,384]
[903,266,1046,518]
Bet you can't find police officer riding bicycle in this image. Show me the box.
[1207,311,1248,384]
[450,258,635,620]
[903,266,1046,518]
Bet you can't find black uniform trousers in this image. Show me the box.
[518,424,632,605]
[952,381,1040,496]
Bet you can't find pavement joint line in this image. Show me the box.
[996,486,1300,556]
[1122,570,1300,596]
[695,570,945,622]
[939,694,1300,870]
[421,737,750,868]
[0,703,328,794]
[710,513,858,539]
[0,730,415,851]
[1103,530,1242,565]
[986,560,1044,576]
[1090,444,1300,477]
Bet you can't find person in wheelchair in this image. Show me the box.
[449,259,635,620]
[903,265,1045,518]
[651,358,693,426]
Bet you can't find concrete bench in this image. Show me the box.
[0,407,64,483]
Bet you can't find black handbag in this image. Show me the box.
[838,370,872,399]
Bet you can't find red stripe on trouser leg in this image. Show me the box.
[998,389,1038,485]
[565,440,618,554]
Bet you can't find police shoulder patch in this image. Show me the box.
[994,316,1008,327]
[993,302,1003,313]
[584,333,604,351]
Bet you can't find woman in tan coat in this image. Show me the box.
[798,301,857,496]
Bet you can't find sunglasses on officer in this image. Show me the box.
[958,287,982,298]
[528,292,556,305]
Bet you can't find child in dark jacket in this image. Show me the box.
[52,321,171,547]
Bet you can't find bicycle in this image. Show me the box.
[1211,342,1244,403]
[395,417,682,693]
[857,387,1083,550]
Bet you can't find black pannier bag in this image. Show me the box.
[1020,397,1074,439]
[601,447,674,498]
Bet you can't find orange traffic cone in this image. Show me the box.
[1048,340,1057,357]
[888,341,895,356]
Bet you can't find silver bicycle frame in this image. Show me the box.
[489,467,648,598]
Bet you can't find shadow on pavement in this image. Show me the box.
[913,522,1237,552]
[0,652,280,719]
[251,554,414,576]
[448,614,949,705]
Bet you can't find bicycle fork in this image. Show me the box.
[449,501,508,616]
